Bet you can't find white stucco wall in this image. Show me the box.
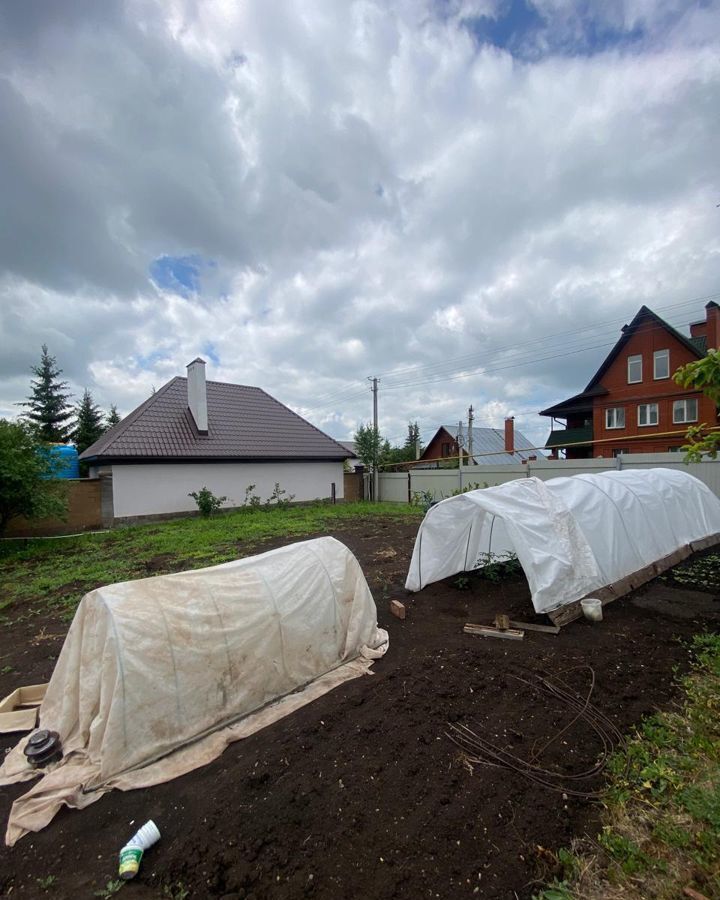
[110,461,345,519]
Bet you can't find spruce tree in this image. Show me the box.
[21,345,74,442]
[73,389,106,456]
[106,404,121,429]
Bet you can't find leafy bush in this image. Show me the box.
[0,419,68,535]
[473,551,521,582]
[188,486,227,517]
[243,483,262,509]
[266,482,295,510]
[411,489,436,513]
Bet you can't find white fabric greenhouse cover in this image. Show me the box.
[0,537,387,845]
[406,468,720,614]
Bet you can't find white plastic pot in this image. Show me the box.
[580,598,603,622]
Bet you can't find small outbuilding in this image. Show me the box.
[406,468,720,623]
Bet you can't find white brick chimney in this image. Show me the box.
[186,357,208,434]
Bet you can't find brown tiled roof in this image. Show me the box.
[80,377,351,461]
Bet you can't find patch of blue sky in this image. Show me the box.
[149,254,209,297]
[137,349,169,370]
[458,0,653,58]
[202,342,220,366]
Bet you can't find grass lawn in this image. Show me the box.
[537,632,720,900]
[0,501,421,621]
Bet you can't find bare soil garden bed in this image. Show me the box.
[1,521,719,899]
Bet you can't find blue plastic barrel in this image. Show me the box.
[47,444,80,479]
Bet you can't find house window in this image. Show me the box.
[638,403,659,427]
[673,398,698,424]
[612,448,629,458]
[653,349,669,380]
[605,408,625,429]
[441,442,452,457]
[628,354,642,384]
[668,446,682,452]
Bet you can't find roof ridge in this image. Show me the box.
[81,377,181,457]
[584,305,703,392]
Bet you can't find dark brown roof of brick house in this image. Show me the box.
[80,377,352,462]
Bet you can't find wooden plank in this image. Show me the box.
[690,532,720,554]
[548,543,698,627]
[464,624,524,640]
[508,620,560,634]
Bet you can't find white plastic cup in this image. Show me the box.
[118,820,161,880]
[580,598,603,622]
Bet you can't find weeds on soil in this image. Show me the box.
[0,501,421,618]
[535,631,720,900]
[94,880,124,898]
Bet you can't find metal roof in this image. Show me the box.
[441,424,537,465]
[337,441,359,456]
[80,377,352,462]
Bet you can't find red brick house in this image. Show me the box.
[540,303,720,458]
[418,419,536,467]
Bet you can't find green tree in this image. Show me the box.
[354,423,387,470]
[106,404,121,429]
[382,422,426,466]
[19,345,74,442]
[72,389,106,457]
[673,350,720,461]
[0,419,67,535]
[404,421,423,458]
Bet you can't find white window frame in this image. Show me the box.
[673,398,698,424]
[653,349,669,380]
[638,403,659,427]
[628,354,642,384]
[605,407,625,430]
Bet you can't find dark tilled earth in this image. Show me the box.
[1,521,719,899]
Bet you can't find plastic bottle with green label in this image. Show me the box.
[118,820,161,880]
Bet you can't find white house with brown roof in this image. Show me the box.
[80,359,351,522]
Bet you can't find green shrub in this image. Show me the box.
[188,486,227,517]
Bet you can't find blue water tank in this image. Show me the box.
[48,444,80,479]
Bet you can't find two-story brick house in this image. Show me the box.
[540,302,720,458]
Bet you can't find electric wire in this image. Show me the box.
[303,296,718,415]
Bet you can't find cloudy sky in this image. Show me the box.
[1,0,719,450]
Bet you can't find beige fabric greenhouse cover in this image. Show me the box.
[0,537,387,846]
[406,468,720,615]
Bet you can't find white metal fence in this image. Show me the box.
[378,453,720,503]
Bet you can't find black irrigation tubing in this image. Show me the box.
[446,666,626,800]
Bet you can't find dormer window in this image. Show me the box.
[653,349,669,380]
[628,355,642,384]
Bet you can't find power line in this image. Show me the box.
[298,293,717,412]
[301,291,719,420]
[374,291,720,382]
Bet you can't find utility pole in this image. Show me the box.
[468,405,474,465]
[368,377,379,502]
